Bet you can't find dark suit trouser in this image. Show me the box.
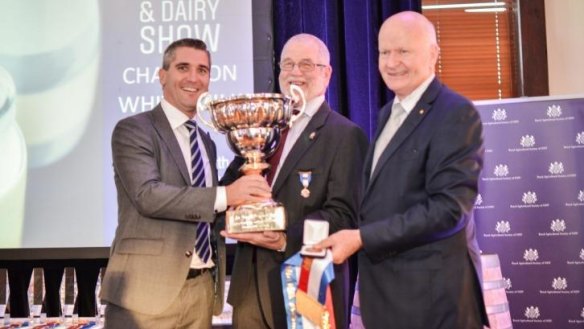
[231,266,274,329]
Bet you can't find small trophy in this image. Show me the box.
[94,267,106,325]
[198,85,305,233]
[0,268,8,323]
[29,267,45,323]
[60,267,77,324]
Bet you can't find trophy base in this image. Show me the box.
[226,200,286,233]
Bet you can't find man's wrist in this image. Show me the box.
[277,233,287,252]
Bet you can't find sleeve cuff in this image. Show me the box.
[214,186,227,212]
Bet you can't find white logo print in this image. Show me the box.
[578,190,584,202]
[580,249,584,261]
[546,104,562,118]
[504,277,512,290]
[525,306,540,319]
[522,191,537,204]
[520,135,536,148]
[492,108,507,121]
[580,307,584,319]
[524,248,539,262]
[548,161,564,175]
[576,132,584,145]
[552,277,567,290]
[494,164,509,177]
[503,278,513,290]
[496,221,511,233]
[475,194,483,206]
[550,219,566,232]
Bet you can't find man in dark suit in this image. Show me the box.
[221,34,368,329]
[316,12,489,329]
[100,38,271,329]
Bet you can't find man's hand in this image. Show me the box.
[220,230,286,251]
[313,229,363,264]
[225,174,272,206]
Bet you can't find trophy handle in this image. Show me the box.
[288,84,306,126]
[196,92,219,131]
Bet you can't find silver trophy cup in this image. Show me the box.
[197,85,305,233]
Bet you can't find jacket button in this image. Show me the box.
[185,251,193,257]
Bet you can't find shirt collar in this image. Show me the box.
[161,98,193,130]
[393,74,435,115]
[302,95,325,118]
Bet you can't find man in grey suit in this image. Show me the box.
[100,38,272,329]
[220,34,368,329]
[316,12,488,329]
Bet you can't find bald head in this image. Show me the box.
[282,33,331,65]
[378,11,440,99]
[381,11,438,48]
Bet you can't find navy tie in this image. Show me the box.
[184,120,211,263]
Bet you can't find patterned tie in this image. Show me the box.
[184,120,211,263]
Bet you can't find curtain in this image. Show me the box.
[273,0,421,139]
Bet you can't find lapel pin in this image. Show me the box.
[419,109,425,115]
[309,132,316,140]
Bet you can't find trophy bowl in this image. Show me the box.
[198,85,305,233]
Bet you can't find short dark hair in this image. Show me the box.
[161,38,211,70]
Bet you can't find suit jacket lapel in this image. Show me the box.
[151,105,191,185]
[272,103,330,195]
[368,78,442,188]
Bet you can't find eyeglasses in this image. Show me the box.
[279,60,327,72]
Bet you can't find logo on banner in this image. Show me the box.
[503,277,524,294]
[536,161,576,179]
[547,104,562,117]
[539,218,578,237]
[578,132,584,144]
[535,104,574,122]
[551,219,566,232]
[525,306,540,319]
[512,306,553,324]
[484,107,519,125]
[483,220,522,237]
[521,135,536,147]
[482,164,521,181]
[540,277,580,294]
[565,190,584,207]
[552,277,567,290]
[497,220,511,233]
[509,134,548,152]
[564,131,584,150]
[524,248,539,261]
[510,191,549,208]
[567,248,584,265]
[512,248,550,265]
[474,194,494,210]
[525,306,539,319]
[493,108,507,121]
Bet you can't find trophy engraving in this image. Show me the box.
[198,85,306,233]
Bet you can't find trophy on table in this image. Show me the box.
[197,85,306,233]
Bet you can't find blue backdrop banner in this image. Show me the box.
[474,95,584,328]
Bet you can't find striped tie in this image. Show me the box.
[184,120,211,263]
